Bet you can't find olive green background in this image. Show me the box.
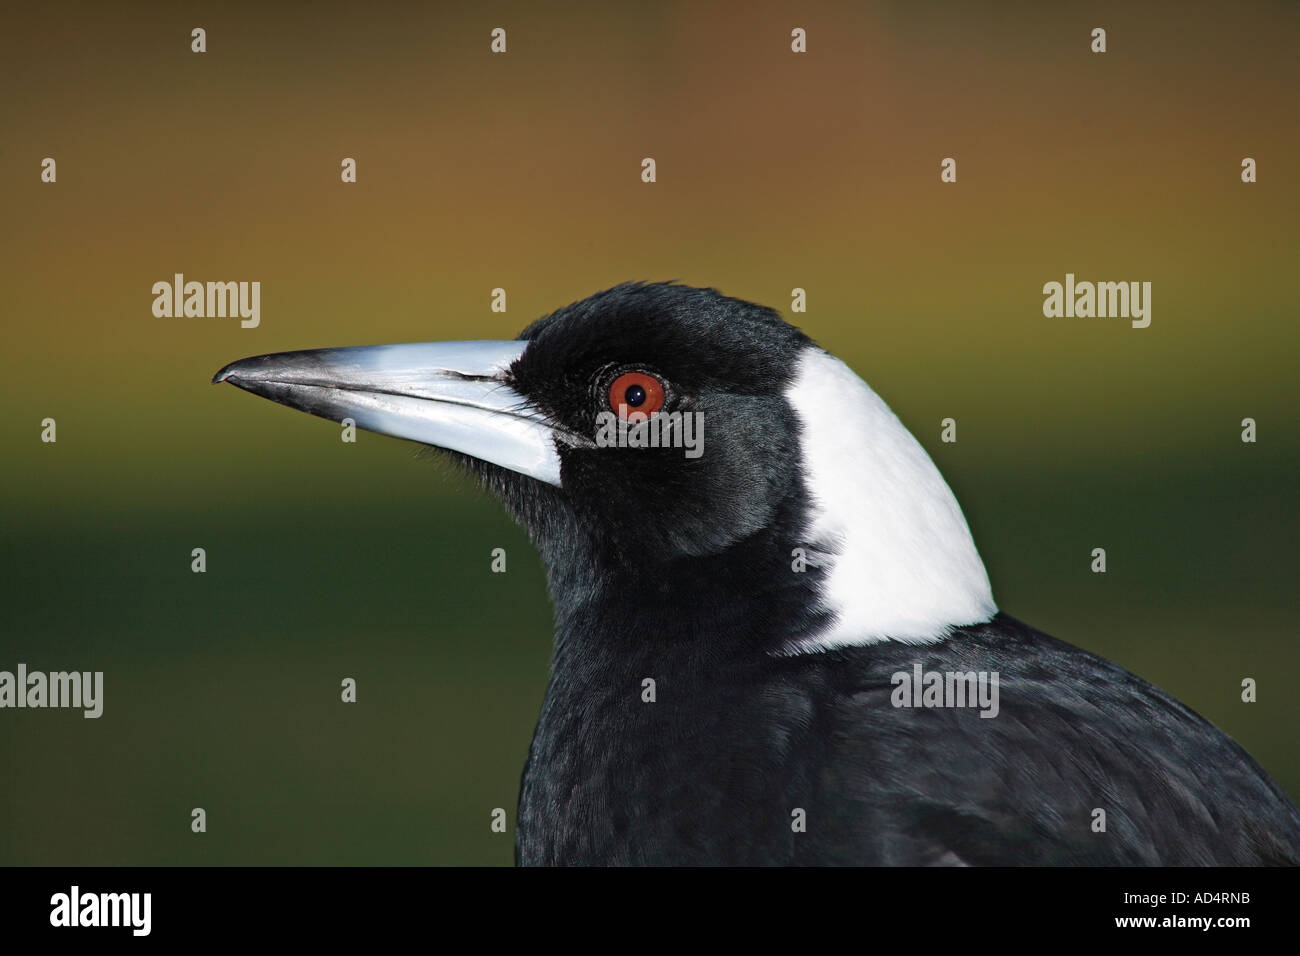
[1,1,1296,864]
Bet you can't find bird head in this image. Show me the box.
[214,281,995,652]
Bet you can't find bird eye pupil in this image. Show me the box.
[625,384,646,407]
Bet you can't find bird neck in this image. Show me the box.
[538,492,834,675]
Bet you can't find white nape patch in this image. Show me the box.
[782,347,996,652]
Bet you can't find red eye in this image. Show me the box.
[608,371,665,420]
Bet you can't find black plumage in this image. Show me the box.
[518,613,1299,865]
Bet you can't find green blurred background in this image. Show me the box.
[1,1,1296,864]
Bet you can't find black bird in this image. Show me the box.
[214,282,1300,865]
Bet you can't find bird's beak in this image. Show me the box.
[212,341,563,486]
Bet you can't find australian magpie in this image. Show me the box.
[214,281,1300,865]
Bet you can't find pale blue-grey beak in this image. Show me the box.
[212,341,563,485]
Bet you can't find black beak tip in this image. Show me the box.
[212,362,239,385]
